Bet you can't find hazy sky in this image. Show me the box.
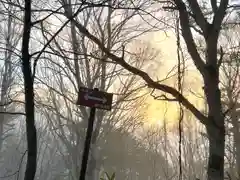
[141,31,204,128]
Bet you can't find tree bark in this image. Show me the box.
[230,106,240,179]
[206,122,225,180]
[205,80,225,180]
[0,59,8,151]
[204,37,225,180]
[21,0,37,179]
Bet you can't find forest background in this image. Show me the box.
[0,0,239,180]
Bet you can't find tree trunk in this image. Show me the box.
[204,70,225,180]
[0,67,7,152]
[22,0,37,179]
[233,126,240,179]
[230,107,240,179]
[200,20,226,179]
[0,16,13,151]
[0,113,3,151]
[206,123,225,180]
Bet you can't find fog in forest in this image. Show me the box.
[0,0,239,180]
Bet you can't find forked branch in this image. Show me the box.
[69,16,207,125]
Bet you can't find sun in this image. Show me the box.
[139,67,205,128]
[136,31,205,129]
[143,97,180,128]
[142,74,205,128]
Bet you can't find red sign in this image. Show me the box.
[77,87,113,111]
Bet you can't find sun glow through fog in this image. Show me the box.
[141,31,205,128]
[144,100,179,127]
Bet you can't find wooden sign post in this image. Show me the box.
[77,87,113,111]
[76,87,113,180]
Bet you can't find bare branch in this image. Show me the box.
[218,46,224,67]
[70,17,207,124]
[0,111,25,115]
[211,0,218,13]
[31,6,63,26]
[173,0,206,75]
[187,0,209,36]
[0,99,25,106]
[152,94,178,102]
[31,7,83,79]
[213,0,229,30]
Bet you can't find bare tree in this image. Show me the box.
[27,1,159,180]
[21,0,37,179]
[3,0,240,180]
[58,1,234,179]
[0,0,23,152]
[220,25,240,179]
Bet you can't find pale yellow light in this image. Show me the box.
[141,31,205,128]
[144,99,180,127]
